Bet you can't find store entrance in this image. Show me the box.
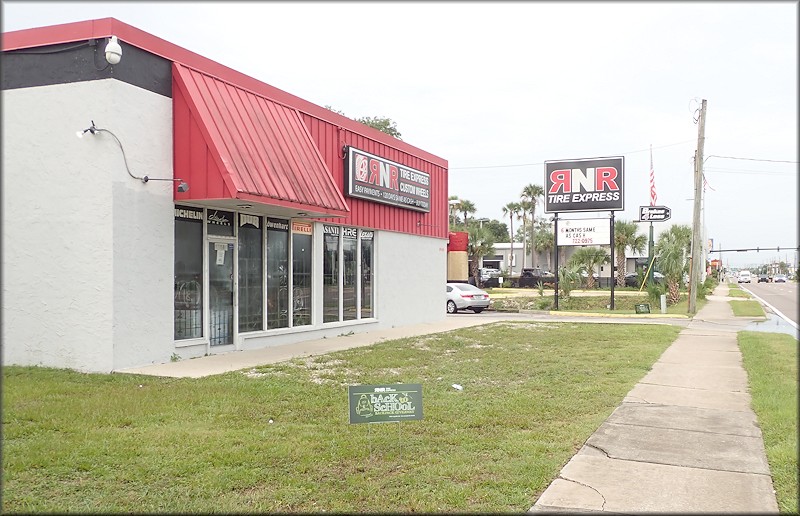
[208,240,235,346]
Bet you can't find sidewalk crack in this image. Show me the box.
[585,442,612,459]
[558,474,607,510]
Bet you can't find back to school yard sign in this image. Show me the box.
[348,384,423,424]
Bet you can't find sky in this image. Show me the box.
[3,1,797,268]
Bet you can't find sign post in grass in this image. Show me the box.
[348,383,423,464]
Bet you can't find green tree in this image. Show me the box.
[518,199,532,270]
[448,195,461,228]
[455,199,477,229]
[568,246,610,289]
[323,106,402,139]
[502,202,522,274]
[355,116,402,139]
[655,224,692,304]
[613,220,648,286]
[521,184,545,268]
[534,225,555,271]
[467,225,495,288]
[477,219,509,244]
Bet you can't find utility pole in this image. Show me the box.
[688,99,707,314]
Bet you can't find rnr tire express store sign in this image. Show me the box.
[345,147,431,213]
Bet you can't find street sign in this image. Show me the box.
[639,205,671,222]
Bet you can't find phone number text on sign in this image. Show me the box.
[557,218,610,246]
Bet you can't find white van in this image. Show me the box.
[737,270,751,283]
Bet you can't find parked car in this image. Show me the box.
[773,274,787,283]
[738,270,752,283]
[758,274,770,283]
[518,268,555,288]
[446,283,490,314]
[624,271,664,287]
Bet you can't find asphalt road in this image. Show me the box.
[740,280,798,327]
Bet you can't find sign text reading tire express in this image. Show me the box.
[345,147,431,212]
[348,384,423,424]
[544,156,624,213]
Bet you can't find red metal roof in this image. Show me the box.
[3,18,451,234]
[173,63,349,217]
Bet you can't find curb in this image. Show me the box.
[545,310,690,319]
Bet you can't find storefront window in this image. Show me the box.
[342,227,358,321]
[238,214,263,332]
[266,218,289,329]
[323,225,340,323]
[174,206,204,340]
[292,222,313,326]
[361,231,374,318]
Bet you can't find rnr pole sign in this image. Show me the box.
[544,156,625,310]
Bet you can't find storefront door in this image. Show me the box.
[209,240,235,346]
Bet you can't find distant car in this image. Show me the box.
[738,270,752,283]
[446,283,490,314]
[758,274,769,283]
[773,274,787,283]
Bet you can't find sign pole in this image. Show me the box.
[648,221,654,284]
[553,214,559,310]
[610,212,615,310]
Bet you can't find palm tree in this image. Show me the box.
[467,225,495,288]
[456,199,477,229]
[448,195,460,228]
[655,229,688,304]
[568,246,610,289]
[535,228,554,270]
[518,199,531,269]
[502,202,521,275]
[521,184,545,268]
[613,220,648,286]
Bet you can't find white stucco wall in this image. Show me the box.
[374,231,447,326]
[2,79,174,372]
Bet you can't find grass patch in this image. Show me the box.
[2,322,680,513]
[728,289,751,298]
[730,300,766,317]
[738,331,798,513]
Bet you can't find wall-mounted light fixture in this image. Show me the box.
[104,36,122,65]
[76,121,188,192]
[296,212,308,217]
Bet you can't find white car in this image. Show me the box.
[738,270,752,283]
[446,283,491,314]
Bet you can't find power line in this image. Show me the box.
[704,167,796,176]
[705,154,798,164]
[450,140,695,170]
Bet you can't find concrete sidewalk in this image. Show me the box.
[530,283,779,513]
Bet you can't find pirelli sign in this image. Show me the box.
[544,157,624,213]
[345,146,430,212]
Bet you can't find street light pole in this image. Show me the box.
[689,99,707,315]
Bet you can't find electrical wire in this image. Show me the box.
[705,154,798,164]
[7,41,91,54]
[83,122,182,184]
[93,128,146,182]
[449,139,695,170]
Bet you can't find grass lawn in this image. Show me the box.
[730,300,766,317]
[728,289,751,298]
[738,331,798,514]
[2,322,680,513]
